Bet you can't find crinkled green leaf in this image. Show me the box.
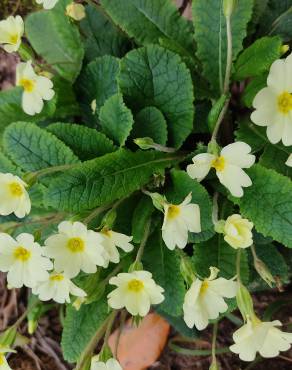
[77,55,120,127]
[192,236,249,284]
[99,94,134,146]
[47,123,116,160]
[192,0,253,94]
[0,152,19,175]
[3,122,80,172]
[119,45,194,148]
[143,229,186,316]
[100,0,195,52]
[61,298,109,363]
[234,36,282,80]
[53,78,80,118]
[131,107,168,145]
[259,144,292,178]
[0,87,55,134]
[241,74,268,108]
[80,4,130,61]
[25,0,84,82]
[44,149,180,212]
[167,170,214,243]
[235,119,267,153]
[231,164,292,248]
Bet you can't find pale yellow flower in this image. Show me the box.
[0,15,24,53]
[66,3,86,21]
[224,214,253,249]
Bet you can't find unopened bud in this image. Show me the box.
[66,2,86,21]
[101,209,117,229]
[91,99,97,114]
[223,0,237,17]
[148,192,165,212]
[179,253,195,286]
[134,137,155,150]
[281,44,289,55]
[254,258,275,288]
[214,220,225,234]
[236,283,255,322]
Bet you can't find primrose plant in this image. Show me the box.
[0,0,292,369]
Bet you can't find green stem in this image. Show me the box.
[28,164,77,182]
[169,340,230,356]
[210,97,230,142]
[135,218,151,263]
[236,249,242,284]
[100,310,119,354]
[223,14,233,94]
[83,203,113,226]
[211,322,218,363]
[115,310,127,358]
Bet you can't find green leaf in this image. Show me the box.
[44,149,180,212]
[52,77,80,118]
[166,170,214,243]
[231,164,292,248]
[131,107,168,145]
[25,0,84,82]
[80,4,130,61]
[0,87,56,135]
[241,74,268,108]
[192,0,253,94]
[0,152,19,175]
[235,118,267,153]
[258,0,292,42]
[77,55,120,127]
[259,144,292,178]
[234,36,282,80]
[3,122,80,172]
[192,236,249,284]
[132,195,155,243]
[143,229,186,316]
[61,298,109,363]
[99,94,134,146]
[47,123,117,160]
[119,45,194,148]
[100,0,195,53]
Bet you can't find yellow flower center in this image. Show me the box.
[167,205,181,220]
[0,355,5,365]
[14,246,31,262]
[9,33,19,44]
[200,281,209,295]
[50,274,64,282]
[19,78,35,93]
[9,181,23,197]
[67,237,85,253]
[277,91,292,114]
[127,279,144,292]
[211,156,226,172]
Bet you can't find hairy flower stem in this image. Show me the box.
[236,249,242,284]
[100,310,119,356]
[211,322,219,366]
[135,218,151,264]
[210,97,231,143]
[223,14,233,94]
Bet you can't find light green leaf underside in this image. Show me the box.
[44,149,179,212]
[119,45,194,148]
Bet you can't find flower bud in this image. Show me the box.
[179,253,195,286]
[66,2,86,21]
[236,283,255,322]
[281,44,290,55]
[91,99,97,114]
[134,137,155,150]
[223,0,237,17]
[101,209,117,229]
[214,220,225,234]
[253,258,275,288]
[147,192,165,212]
[223,214,253,249]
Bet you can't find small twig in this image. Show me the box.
[114,310,127,358]
[223,14,233,94]
[135,218,151,263]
